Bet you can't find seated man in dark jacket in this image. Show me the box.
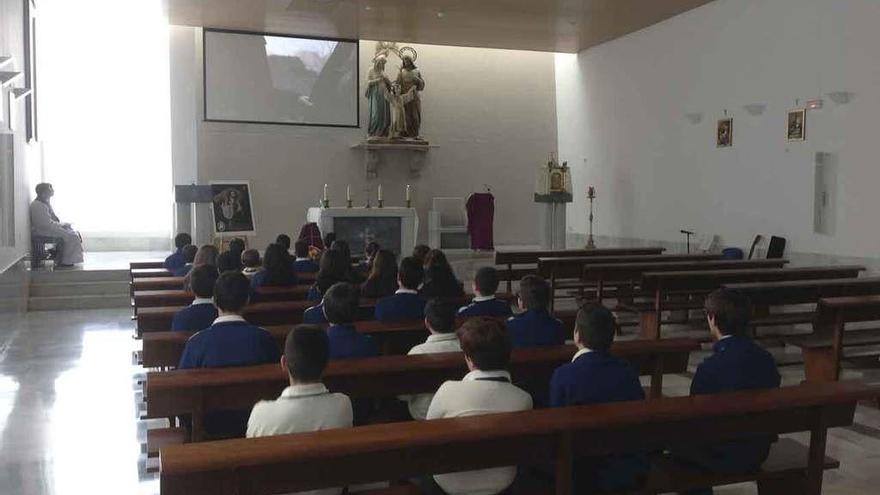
[171,264,219,332]
[550,304,648,492]
[178,271,281,438]
[673,288,781,495]
[164,232,192,272]
[506,275,565,347]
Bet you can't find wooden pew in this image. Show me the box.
[567,258,789,312]
[722,277,880,336]
[146,338,700,442]
[130,260,165,270]
[142,312,580,369]
[136,293,517,334]
[495,246,665,292]
[159,381,879,495]
[132,268,174,278]
[132,272,318,292]
[134,285,310,308]
[638,266,865,340]
[786,295,880,382]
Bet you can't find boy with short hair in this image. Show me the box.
[240,249,261,278]
[323,283,378,359]
[171,244,199,277]
[673,289,781,495]
[549,304,647,493]
[506,275,565,347]
[401,299,461,420]
[178,272,281,437]
[458,266,512,318]
[427,317,533,495]
[171,265,219,332]
[164,232,192,271]
[293,240,320,274]
[247,324,353,447]
[374,257,427,322]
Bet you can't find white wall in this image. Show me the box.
[171,28,558,249]
[556,0,880,258]
[0,0,37,271]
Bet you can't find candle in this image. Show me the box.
[406,184,411,201]
[346,185,351,201]
[323,184,328,201]
[378,184,383,201]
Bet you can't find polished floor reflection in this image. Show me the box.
[0,307,878,495]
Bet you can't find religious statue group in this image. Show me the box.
[366,43,427,142]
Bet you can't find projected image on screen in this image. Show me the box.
[205,30,358,127]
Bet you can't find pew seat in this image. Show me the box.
[147,427,187,458]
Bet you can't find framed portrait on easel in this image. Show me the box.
[787,109,806,141]
[210,180,256,236]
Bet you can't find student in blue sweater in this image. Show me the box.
[292,240,319,274]
[458,266,512,318]
[549,304,648,492]
[323,282,378,359]
[177,271,281,438]
[374,257,427,322]
[171,265,219,332]
[164,232,192,272]
[673,289,781,495]
[171,244,199,277]
[506,275,565,347]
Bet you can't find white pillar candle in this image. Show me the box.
[378,184,383,201]
[406,184,411,201]
[346,185,351,201]
[323,184,328,201]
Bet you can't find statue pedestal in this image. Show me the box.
[352,142,435,179]
[534,193,573,250]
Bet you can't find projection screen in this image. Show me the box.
[204,29,359,127]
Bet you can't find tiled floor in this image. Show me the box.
[0,307,878,495]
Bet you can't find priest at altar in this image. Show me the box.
[30,183,84,267]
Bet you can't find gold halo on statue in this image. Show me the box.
[398,46,418,62]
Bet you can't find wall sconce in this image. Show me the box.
[742,103,767,116]
[826,91,854,105]
[685,112,703,125]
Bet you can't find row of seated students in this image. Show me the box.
[171,263,779,495]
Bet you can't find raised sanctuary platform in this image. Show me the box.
[307,207,418,256]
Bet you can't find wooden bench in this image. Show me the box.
[158,381,879,495]
[722,277,880,337]
[567,258,789,312]
[131,272,318,293]
[141,312,580,369]
[637,266,865,340]
[146,338,699,442]
[785,295,880,383]
[134,285,311,308]
[495,247,665,293]
[130,260,165,270]
[136,293,517,334]
[132,268,174,278]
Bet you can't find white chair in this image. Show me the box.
[428,197,470,249]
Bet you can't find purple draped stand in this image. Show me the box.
[466,193,495,251]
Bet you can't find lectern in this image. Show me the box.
[174,185,213,245]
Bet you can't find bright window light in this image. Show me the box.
[38,0,172,238]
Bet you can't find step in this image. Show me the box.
[27,294,131,311]
[30,269,129,284]
[29,280,130,298]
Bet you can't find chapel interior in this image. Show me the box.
[1,1,880,494]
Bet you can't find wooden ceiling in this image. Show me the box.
[164,0,715,53]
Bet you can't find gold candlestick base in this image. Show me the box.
[322,199,330,208]
[377,199,384,208]
[346,200,353,209]
[365,200,372,209]
[405,199,412,208]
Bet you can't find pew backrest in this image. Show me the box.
[642,266,865,293]
[537,253,722,279]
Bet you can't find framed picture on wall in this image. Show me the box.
[210,181,257,236]
[787,109,806,141]
[717,118,733,148]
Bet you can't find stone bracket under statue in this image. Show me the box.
[352,142,436,179]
